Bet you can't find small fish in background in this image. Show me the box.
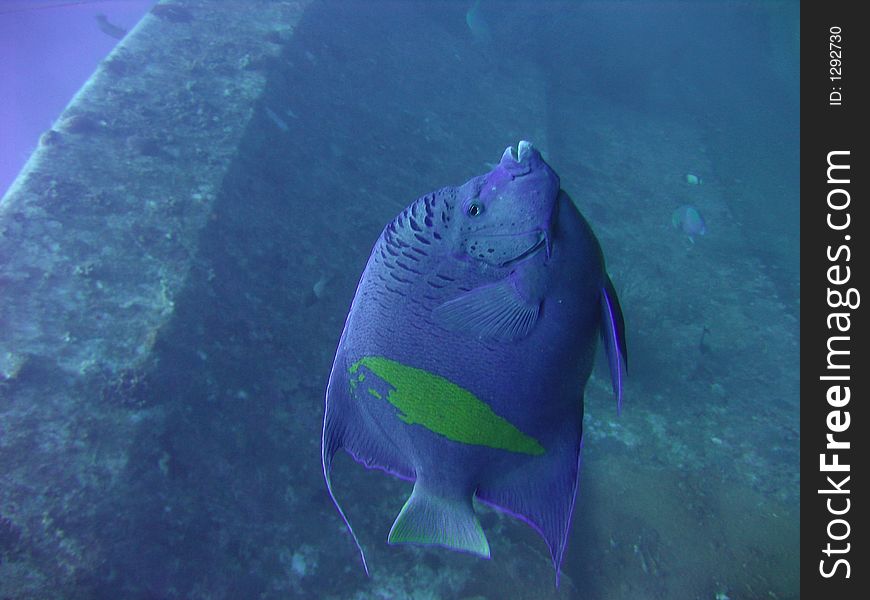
[685,173,702,185]
[95,14,127,40]
[304,273,333,306]
[264,106,289,132]
[466,0,493,45]
[698,326,712,355]
[672,204,707,243]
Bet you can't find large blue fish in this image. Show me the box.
[322,141,627,583]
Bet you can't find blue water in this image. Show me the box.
[0,1,799,598]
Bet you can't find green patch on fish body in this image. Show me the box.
[350,356,545,456]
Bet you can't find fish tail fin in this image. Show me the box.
[322,398,370,576]
[388,481,490,558]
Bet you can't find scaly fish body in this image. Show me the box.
[323,142,627,583]
[672,204,707,241]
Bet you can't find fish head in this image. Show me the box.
[454,141,559,267]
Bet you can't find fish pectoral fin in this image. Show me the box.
[432,274,540,342]
[388,482,490,558]
[600,275,628,414]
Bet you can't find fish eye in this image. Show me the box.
[466,202,483,217]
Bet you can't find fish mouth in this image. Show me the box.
[499,230,549,268]
[498,141,536,176]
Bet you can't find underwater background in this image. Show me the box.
[0,1,799,598]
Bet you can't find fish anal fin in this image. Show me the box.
[388,481,490,558]
[476,432,582,587]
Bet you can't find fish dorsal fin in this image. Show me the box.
[432,269,543,342]
[600,275,628,414]
[322,401,369,577]
[322,358,418,578]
